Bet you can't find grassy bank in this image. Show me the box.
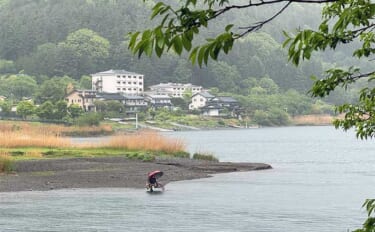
[0,121,196,173]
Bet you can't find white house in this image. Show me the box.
[148,83,203,98]
[189,91,215,110]
[65,89,97,111]
[91,69,144,95]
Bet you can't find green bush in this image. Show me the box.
[10,151,25,156]
[193,152,219,162]
[0,156,15,173]
[171,151,190,158]
[75,113,102,126]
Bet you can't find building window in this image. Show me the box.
[122,75,126,78]
[139,82,142,85]
[128,75,131,78]
[133,82,137,84]
[123,88,126,90]
[117,81,120,84]
[128,82,131,84]
[128,88,131,91]
[139,88,143,91]
[133,76,136,78]
[117,75,120,78]
[133,88,137,91]
[117,88,120,91]
[139,76,143,79]
[123,82,126,84]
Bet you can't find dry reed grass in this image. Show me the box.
[0,121,113,148]
[0,121,186,155]
[0,121,113,136]
[0,131,72,148]
[292,114,336,125]
[103,130,186,153]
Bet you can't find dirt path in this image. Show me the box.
[0,157,271,192]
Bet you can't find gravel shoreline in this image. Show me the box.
[0,157,272,192]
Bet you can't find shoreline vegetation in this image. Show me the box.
[0,121,272,192]
[0,114,333,192]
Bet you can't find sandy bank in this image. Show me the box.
[0,157,271,192]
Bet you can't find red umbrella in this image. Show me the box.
[148,170,163,179]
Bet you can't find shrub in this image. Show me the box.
[193,152,219,162]
[75,113,102,126]
[0,155,14,173]
[171,151,190,158]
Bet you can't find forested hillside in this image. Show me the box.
[0,0,365,123]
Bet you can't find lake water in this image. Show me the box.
[1,126,374,231]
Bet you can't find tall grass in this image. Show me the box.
[103,130,186,153]
[292,114,335,125]
[0,121,114,148]
[0,121,188,158]
[0,121,113,137]
[0,131,72,148]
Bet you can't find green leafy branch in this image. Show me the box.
[129,0,336,66]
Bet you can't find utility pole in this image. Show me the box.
[135,113,138,130]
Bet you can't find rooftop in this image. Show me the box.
[149,83,201,88]
[92,69,142,76]
[193,91,215,98]
[96,92,125,101]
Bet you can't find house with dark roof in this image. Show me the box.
[202,96,241,117]
[96,92,125,102]
[188,92,241,117]
[123,95,148,112]
[145,94,172,109]
[91,69,144,95]
[189,91,215,110]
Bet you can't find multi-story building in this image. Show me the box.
[148,83,203,98]
[91,69,144,95]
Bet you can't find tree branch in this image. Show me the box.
[235,2,292,38]
[349,70,375,81]
[212,0,338,19]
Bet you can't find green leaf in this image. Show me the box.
[151,2,166,19]
[181,33,192,51]
[172,36,183,55]
[225,24,234,32]
[189,47,199,65]
[128,31,140,50]
[197,46,206,67]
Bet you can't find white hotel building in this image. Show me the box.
[148,83,203,98]
[91,69,144,95]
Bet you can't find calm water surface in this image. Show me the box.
[1,126,374,231]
